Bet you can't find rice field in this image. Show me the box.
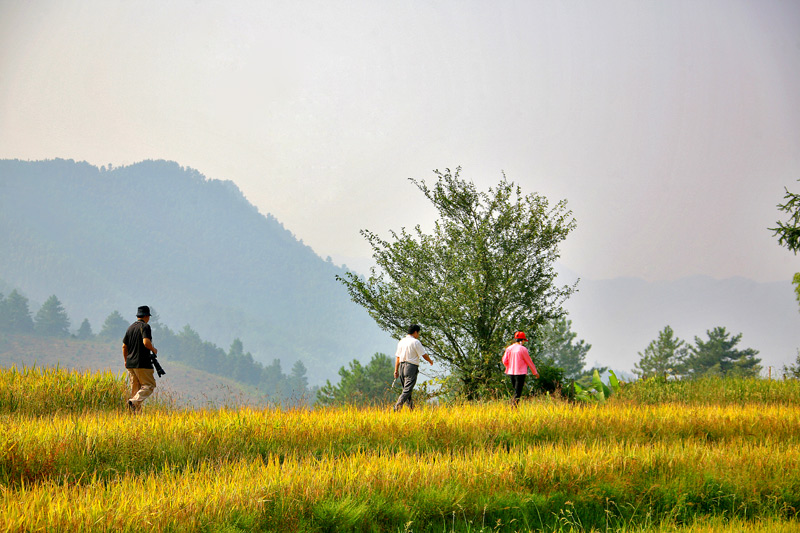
[2,366,800,532]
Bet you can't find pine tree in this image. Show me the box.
[633,326,687,379]
[75,318,94,340]
[98,310,128,340]
[288,360,309,398]
[316,353,395,407]
[34,295,71,337]
[4,290,34,333]
[685,326,761,378]
[535,317,591,380]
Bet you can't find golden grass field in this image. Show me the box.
[2,366,800,532]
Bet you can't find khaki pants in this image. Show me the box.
[128,368,156,409]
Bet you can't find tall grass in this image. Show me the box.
[3,402,800,486]
[613,376,800,405]
[3,439,799,531]
[0,365,126,415]
[3,366,800,532]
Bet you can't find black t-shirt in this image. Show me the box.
[123,320,153,369]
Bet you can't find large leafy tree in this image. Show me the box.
[316,353,396,407]
[632,325,688,379]
[685,326,761,378]
[337,168,577,398]
[33,295,71,337]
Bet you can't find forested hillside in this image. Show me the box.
[0,159,392,383]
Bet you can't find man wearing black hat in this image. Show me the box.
[122,305,158,413]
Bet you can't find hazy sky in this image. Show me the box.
[2,0,799,282]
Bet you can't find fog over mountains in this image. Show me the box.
[0,159,394,384]
[1,159,797,383]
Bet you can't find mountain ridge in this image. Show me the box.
[0,158,394,385]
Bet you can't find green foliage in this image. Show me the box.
[155,325,310,405]
[1,289,34,333]
[771,180,800,315]
[287,360,309,400]
[75,318,94,340]
[633,325,688,379]
[615,375,800,405]
[316,353,396,407]
[784,349,800,379]
[685,326,762,378]
[532,316,591,380]
[33,294,71,337]
[771,179,800,253]
[794,272,800,310]
[573,369,622,403]
[337,168,576,399]
[98,310,128,340]
[528,363,565,395]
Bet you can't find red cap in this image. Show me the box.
[514,331,527,341]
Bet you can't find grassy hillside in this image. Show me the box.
[0,158,393,384]
[3,367,800,532]
[0,335,273,408]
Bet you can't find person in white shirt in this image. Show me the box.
[393,324,434,411]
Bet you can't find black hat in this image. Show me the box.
[136,305,151,318]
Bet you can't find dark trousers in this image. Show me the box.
[510,374,526,406]
[394,362,419,411]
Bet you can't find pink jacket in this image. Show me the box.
[502,343,537,375]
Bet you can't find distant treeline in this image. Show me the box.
[0,288,314,405]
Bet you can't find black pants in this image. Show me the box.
[510,374,526,404]
[394,362,419,411]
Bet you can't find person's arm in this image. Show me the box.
[415,339,433,365]
[523,350,539,378]
[143,337,157,355]
[122,343,128,365]
[394,356,400,378]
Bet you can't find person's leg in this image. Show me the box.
[128,369,141,399]
[127,369,141,412]
[515,374,526,401]
[130,369,157,411]
[394,362,408,410]
[394,363,419,411]
[510,374,526,407]
[405,363,418,410]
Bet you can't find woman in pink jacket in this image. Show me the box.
[502,331,539,407]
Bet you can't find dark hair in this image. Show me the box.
[408,324,421,335]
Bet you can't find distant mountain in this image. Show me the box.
[562,275,800,377]
[0,159,394,384]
